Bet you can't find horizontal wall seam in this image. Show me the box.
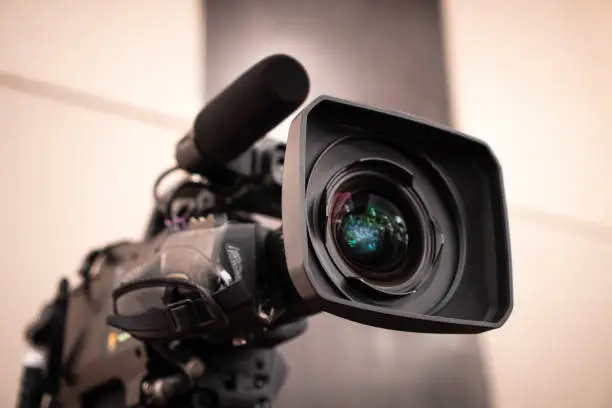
[1,70,610,241]
[0,71,190,131]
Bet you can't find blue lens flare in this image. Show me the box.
[342,207,390,256]
[332,190,412,270]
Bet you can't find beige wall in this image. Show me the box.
[1,0,612,407]
[443,1,612,407]
[0,0,204,405]
[444,0,612,227]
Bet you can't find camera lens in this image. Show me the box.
[326,166,428,290]
[333,192,409,272]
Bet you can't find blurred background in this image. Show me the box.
[0,0,611,407]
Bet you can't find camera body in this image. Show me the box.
[283,96,513,334]
[20,56,514,408]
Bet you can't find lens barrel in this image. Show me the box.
[324,164,433,295]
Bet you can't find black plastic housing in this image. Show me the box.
[282,96,513,334]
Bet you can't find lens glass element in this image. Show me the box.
[333,192,409,271]
[327,170,426,285]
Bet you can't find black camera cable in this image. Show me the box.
[17,278,69,408]
[16,345,47,408]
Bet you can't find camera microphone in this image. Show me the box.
[175,54,310,174]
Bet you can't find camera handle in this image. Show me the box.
[178,347,287,408]
[140,320,307,408]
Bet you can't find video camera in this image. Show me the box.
[17,55,513,408]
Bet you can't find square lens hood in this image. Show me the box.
[282,96,513,334]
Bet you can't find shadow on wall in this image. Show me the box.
[204,1,492,406]
[278,315,490,408]
[204,0,451,135]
